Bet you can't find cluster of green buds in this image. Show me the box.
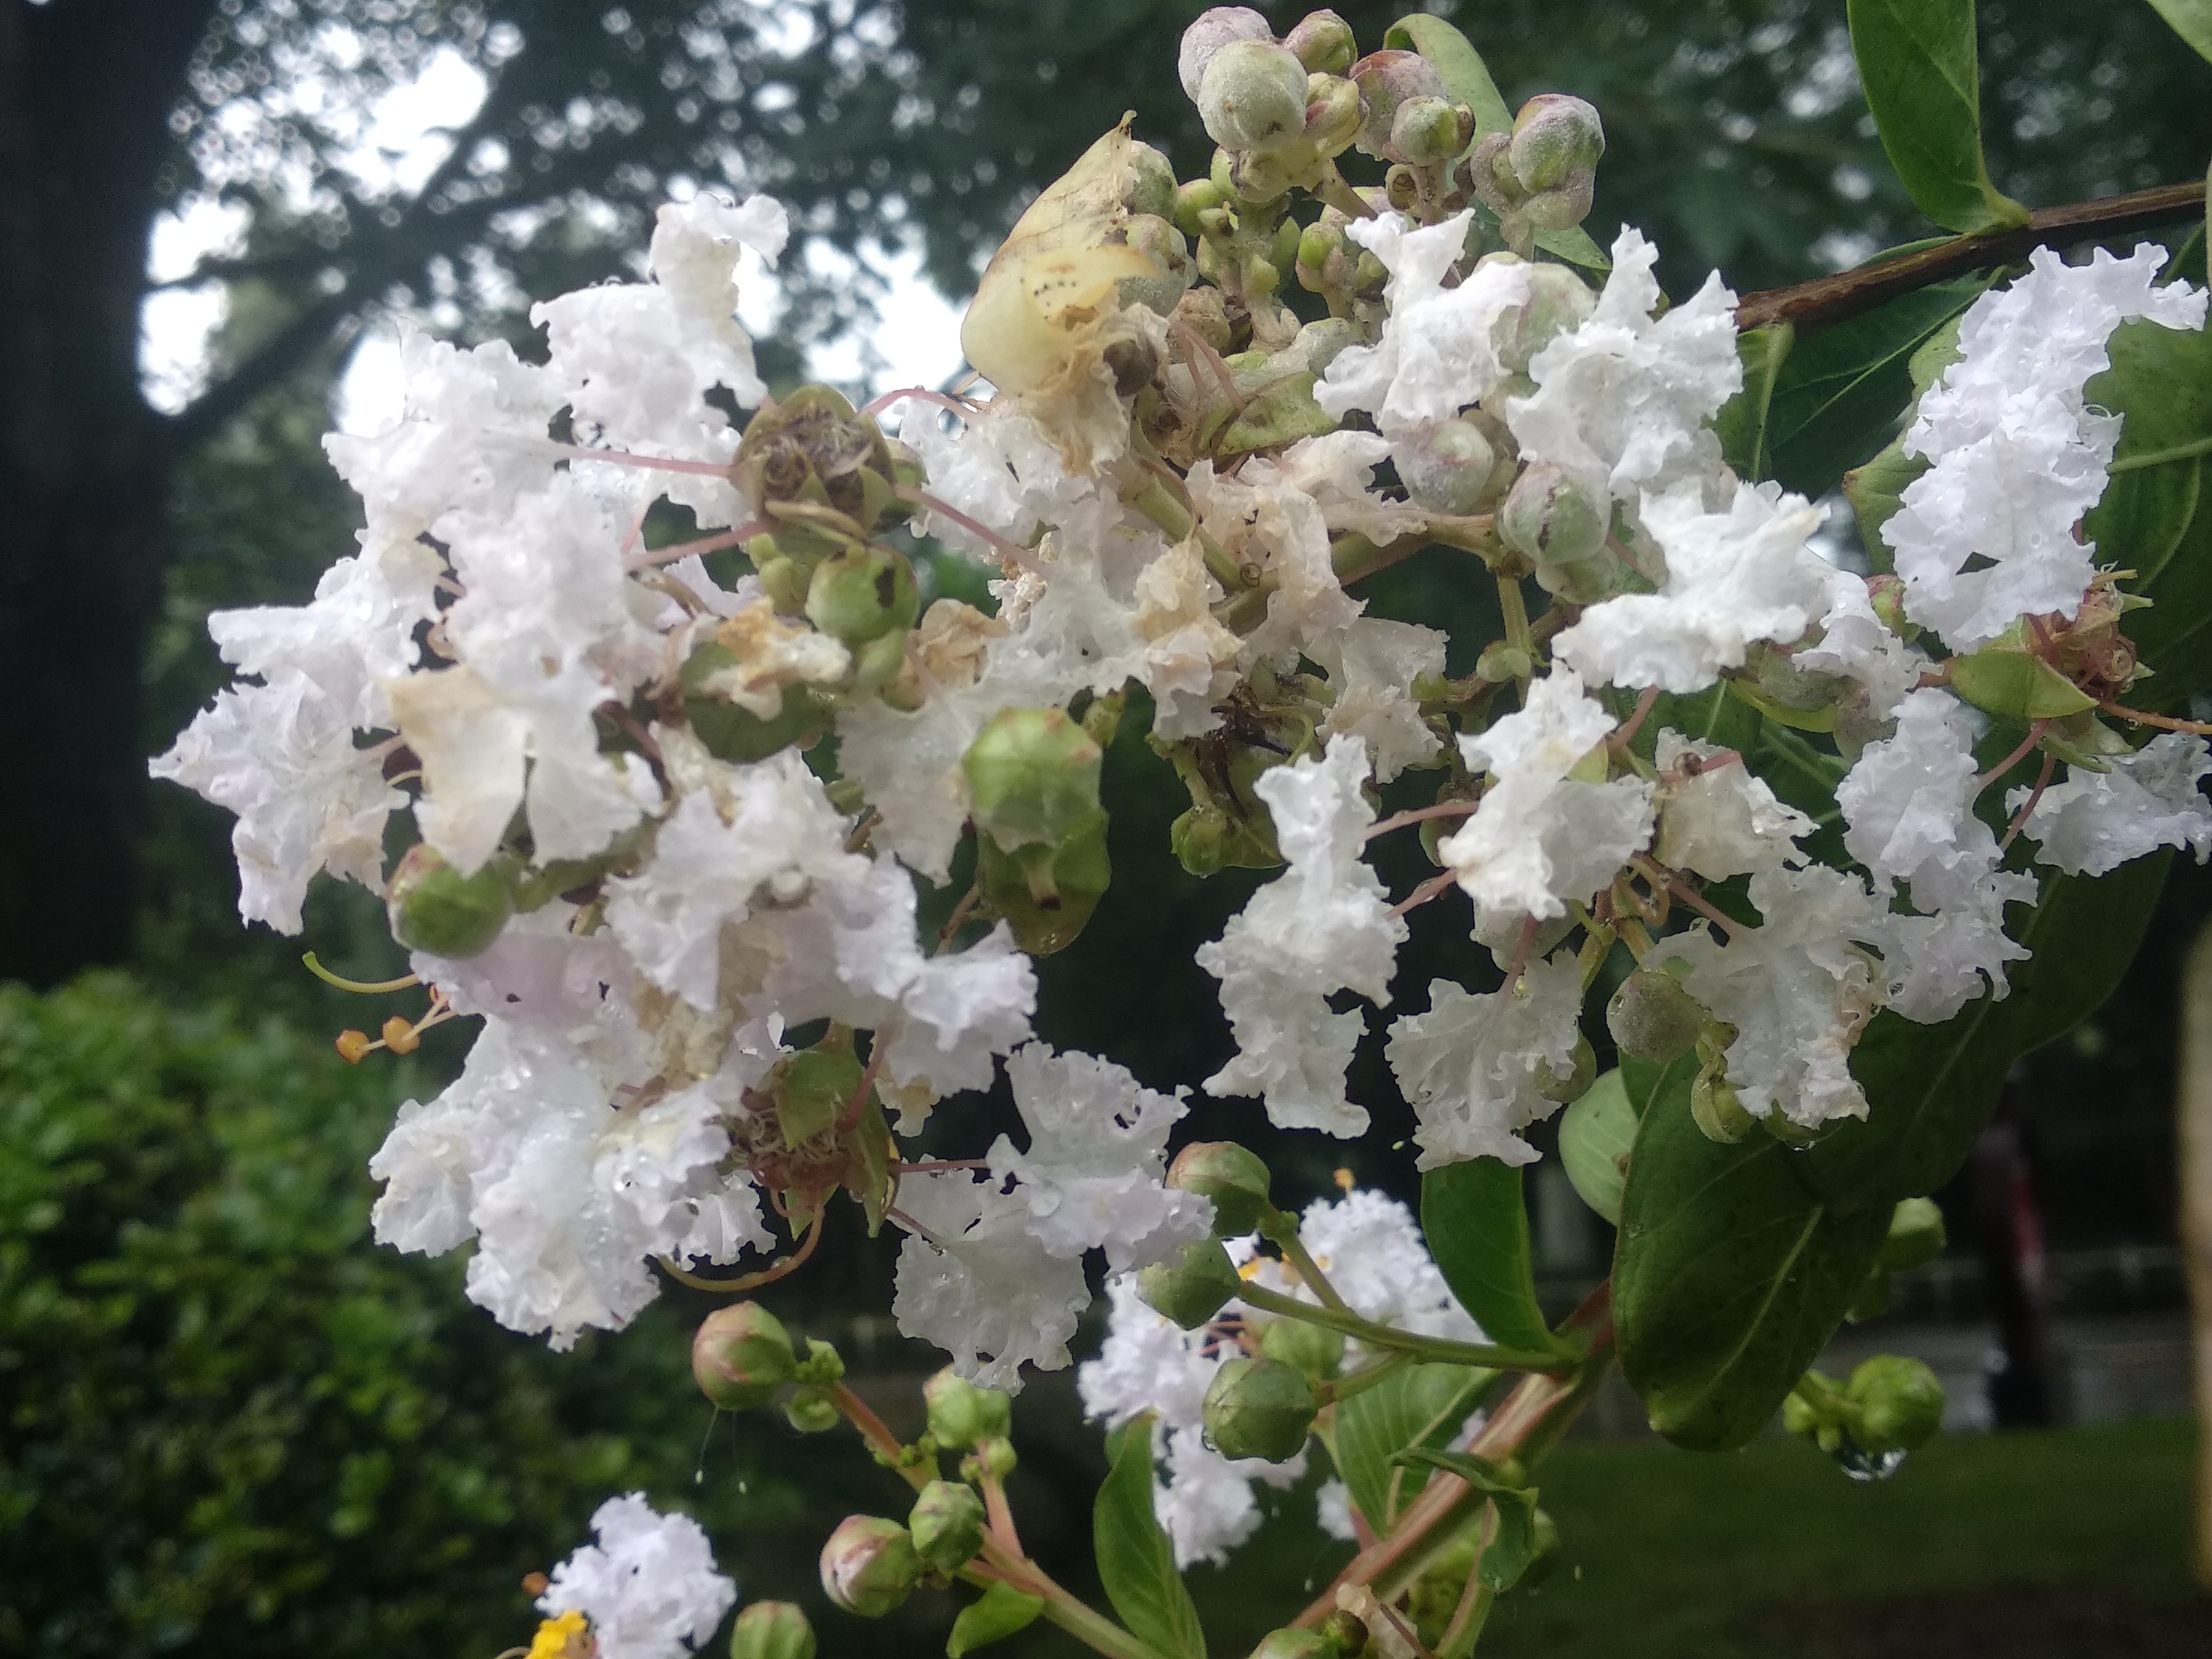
[1464,93,1606,257]
[691,1302,853,1432]
[1151,680,1323,877]
[1783,1351,1948,1478]
[1249,1608,1371,1659]
[961,705,1113,956]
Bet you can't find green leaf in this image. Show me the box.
[1714,323,1795,482]
[1798,855,2171,1212]
[1844,432,1925,573]
[1845,0,2028,233]
[1389,1448,1540,1589]
[1335,1363,1494,1529]
[1421,1159,1561,1354]
[2144,0,2212,62]
[1614,1063,1891,1450]
[2085,320,2212,711]
[1385,14,1609,270]
[947,1582,1046,1657]
[1094,1416,1204,1659]
[1619,1052,1697,1119]
[1559,1070,1637,1225]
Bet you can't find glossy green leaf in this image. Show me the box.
[2085,320,2212,711]
[1620,1052,1697,1119]
[2144,0,2212,62]
[1845,0,2028,233]
[1615,1063,1891,1449]
[1714,322,1795,481]
[1390,1448,1540,1590]
[1385,14,1609,270]
[947,1582,1046,1657]
[1559,1070,1637,1225]
[1421,1159,1561,1355]
[1844,432,1924,573]
[1797,854,2172,1213]
[1094,1417,1204,1659]
[1335,1363,1494,1530]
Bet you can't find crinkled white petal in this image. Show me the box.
[1794,567,1927,721]
[538,1492,737,1659]
[1653,730,1812,880]
[1385,954,1584,1168]
[2012,732,2212,876]
[892,1170,1090,1391]
[1313,617,1447,784]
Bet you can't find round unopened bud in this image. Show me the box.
[1848,1355,1945,1453]
[1881,1197,1947,1274]
[784,1390,841,1433]
[1179,6,1275,102]
[1349,49,1446,160]
[1535,1032,1597,1104]
[1390,95,1467,167]
[1509,94,1605,192]
[1251,1631,1329,1659]
[1121,214,1194,314]
[1499,461,1609,568]
[692,1302,799,1410]
[1317,1609,1369,1657]
[1138,1238,1243,1329]
[1199,39,1312,153]
[1258,1312,1345,1381]
[388,843,513,959]
[1496,263,1597,373]
[1606,968,1704,1064]
[1202,1356,1317,1463]
[1866,573,1913,637]
[1534,546,1625,605]
[962,707,1103,852]
[1303,72,1365,153]
[1167,1141,1274,1235]
[731,1601,816,1659]
[755,553,811,615]
[1285,11,1355,75]
[924,1367,1013,1448]
[1121,140,1181,221]
[1748,640,1848,716]
[806,545,918,646]
[1689,1050,1755,1145]
[1396,416,1500,515]
[820,1516,924,1618]
[908,1479,988,1573]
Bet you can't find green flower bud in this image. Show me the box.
[1317,1609,1369,1657]
[962,707,1103,851]
[1349,49,1447,161]
[756,553,812,615]
[908,1480,988,1574]
[1780,1386,1823,1441]
[731,1601,816,1659]
[1496,263,1597,373]
[1121,140,1181,221]
[1499,461,1609,568]
[692,1302,799,1411]
[1847,1354,1945,1453]
[1396,414,1499,515]
[1258,1312,1345,1382]
[1167,1141,1274,1235]
[1250,1632,1330,1659]
[784,1389,842,1433]
[1138,1238,1243,1329]
[1122,214,1195,315]
[1170,805,1234,878]
[1881,1197,1948,1274]
[1689,1044,1755,1145]
[1202,1356,1317,1463]
[1390,95,1468,167]
[1175,177,1227,240]
[1532,546,1625,605]
[769,1045,864,1148]
[796,1335,847,1388]
[1606,968,1704,1064]
[973,1435,1019,1480]
[820,1516,924,1618]
[805,546,919,646]
[1303,73,1365,153]
[1199,40,1312,153]
[925,1367,1013,1448]
[1285,11,1356,75]
[1534,1032,1597,1104]
[387,842,514,959]
[1508,95,1605,193]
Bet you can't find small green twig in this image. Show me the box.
[1237,1281,1572,1374]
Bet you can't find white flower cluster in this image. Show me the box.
[538,1492,737,1659]
[1078,1188,1479,1566]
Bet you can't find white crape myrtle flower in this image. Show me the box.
[1385,953,1584,1168]
[1270,431,1434,545]
[1438,669,1656,920]
[1154,1425,1307,1569]
[1258,1189,1484,1346]
[1662,865,1889,1130]
[1505,225,1741,509]
[896,399,1097,561]
[1551,479,1832,693]
[1079,1274,1223,1431]
[1187,457,1360,667]
[890,1168,1091,1391]
[1316,1479,1359,1543]
[538,1492,737,1659]
[987,1044,1213,1272]
[1882,244,2208,651]
[1196,737,1408,1138]
[1652,730,1813,880]
[1794,568,1927,722]
[1312,617,1448,784]
[2011,732,2212,876]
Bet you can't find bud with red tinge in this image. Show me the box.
[692,1303,799,1410]
[820,1516,924,1617]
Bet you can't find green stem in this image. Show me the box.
[1319,1350,1416,1407]
[2109,432,2212,474]
[1126,476,1245,590]
[1495,575,1534,703]
[1258,1210,1352,1313]
[1238,1282,1571,1373]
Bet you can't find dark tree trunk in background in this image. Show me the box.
[0,1,220,987]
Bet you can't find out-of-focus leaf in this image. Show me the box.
[1422,1159,1562,1355]
[1094,1416,1204,1659]
[948,1582,1046,1656]
[1335,1363,1494,1530]
[1390,1448,1540,1589]
[1845,0,2028,233]
[2143,0,2212,63]
[1559,1070,1637,1225]
[1715,322,1795,481]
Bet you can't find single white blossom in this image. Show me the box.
[2012,732,2212,875]
[538,1493,737,1659]
[1385,954,1585,1168]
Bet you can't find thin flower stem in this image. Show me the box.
[1364,800,1480,841]
[978,1464,1024,1555]
[557,442,732,478]
[1391,872,1460,919]
[1264,1222,1355,1316]
[623,522,765,572]
[1318,1350,1417,1407]
[1503,915,1540,994]
[836,1034,889,1135]
[2099,698,2212,734]
[2000,752,2058,852]
[1235,1282,1571,1373]
[1437,1574,1494,1659]
[890,1159,991,1174]
[1611,686,1661,750]
[862,386,978,420]
[1974,719,2052,790]
[1632,857,1740,942]
[1495,575,1534,703]
[935,882,986,956]
[2108,432,2212,474]
[894,484,1044,573]
[658,1209,823,1293]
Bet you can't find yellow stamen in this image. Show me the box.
[525,1610,592,1659]
[335,1029,377,1065]
[381,1015,421,1055]
[1333,1167,1355,1193]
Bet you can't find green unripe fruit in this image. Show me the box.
[1848,1355,1945,1453]
[1509,93,1605,192]
[1499,461,1609,568]
[387,843,513,959]
[1881,1197,1948,1272]
[731,1601,816,1659]
[1532,546,1626,605]
[1258,1313,1345,1382]
[1175,178,1227,239]
[805,546,919,645]
[924,1367,1013,1448]
[770,1045,864,1147]
[1202,1356,1317,1463]
[820,1516,924,1617]
[1316,1609,1369,1657]
[1606,968,1705,1065]
[692,1302,799,1410]
[1534,1032,1597,1104]
[962,706,1103,851]
[1167,1141,1274,1235]
[1138,1238,1244,1329]
[1285,11,1355,75]
[1390,95,1467,166]
[1199,39,1312,153]
[908,1479,988,1573]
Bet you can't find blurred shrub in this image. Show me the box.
[0,973,786,1657]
